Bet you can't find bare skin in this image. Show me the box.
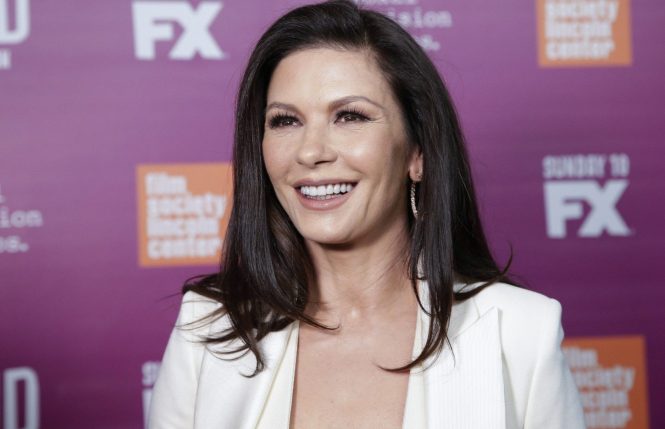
[292,268,419,428]
[262,47,423,428]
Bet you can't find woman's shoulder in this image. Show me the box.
[181,290,222,308]
[463,281,562,324]
[462,282,566,367]
[456,282,565,356]
[175,290,225,334]
[459,282,584,427]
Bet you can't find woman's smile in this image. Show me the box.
[297,182,355,199]
[295,181,356,210]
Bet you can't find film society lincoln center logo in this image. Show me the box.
[563,336,650,429]
[537,0,632,67]
[136,163,232,267]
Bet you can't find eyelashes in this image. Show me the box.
[267,108,372,129]
[268,113,298,129]
[336,107,371,123]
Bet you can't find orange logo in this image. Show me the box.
[563,335,649,428]
[136,163,233,267]
[537,0,632,67]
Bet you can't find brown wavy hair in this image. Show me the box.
[184,0,513,375]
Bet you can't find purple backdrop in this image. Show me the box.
[1,0,663,428]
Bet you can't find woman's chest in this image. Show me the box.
[288,323,417,428]
[290,355,411,428]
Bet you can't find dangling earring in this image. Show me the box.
[410,180,419,218]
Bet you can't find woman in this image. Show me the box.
[149,1,585,428]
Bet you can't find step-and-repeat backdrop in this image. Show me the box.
[1,0,662,428]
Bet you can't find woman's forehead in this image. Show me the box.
[266,47,393,107]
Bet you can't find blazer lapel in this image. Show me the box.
[195,321,294,429]
[420,283,506,429]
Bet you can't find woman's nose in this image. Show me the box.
[296,123,337,167]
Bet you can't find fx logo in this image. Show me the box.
[0,0,30,44]
[132,0,226,60]
[544,180,630,238]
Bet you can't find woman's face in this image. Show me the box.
[262,48,422,248]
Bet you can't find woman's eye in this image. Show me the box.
[337,110,369,123]
[268,114,299,129]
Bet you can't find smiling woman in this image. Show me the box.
[148,1,585,428]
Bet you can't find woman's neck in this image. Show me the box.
[304,221,415,327]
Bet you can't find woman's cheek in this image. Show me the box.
[262,139,286,177]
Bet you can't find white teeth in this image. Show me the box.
[299,183,355,198]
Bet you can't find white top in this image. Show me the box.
[256,307,426,428]
[149,282,586,429]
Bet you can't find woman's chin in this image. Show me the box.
[300,228,356,248]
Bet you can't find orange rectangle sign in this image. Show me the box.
[537,0,632,67]
[136,163,233,267]
[563,335,649,429]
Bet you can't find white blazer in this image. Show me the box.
[149,282,586,429]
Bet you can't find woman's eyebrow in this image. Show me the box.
[265,101,300,114]
[329,95,385,111]
[265,96,385,114]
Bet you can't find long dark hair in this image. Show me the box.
[185,0,513,375]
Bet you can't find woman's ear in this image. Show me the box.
[408,146,423,182]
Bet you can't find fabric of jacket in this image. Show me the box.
[148,281,586,429]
